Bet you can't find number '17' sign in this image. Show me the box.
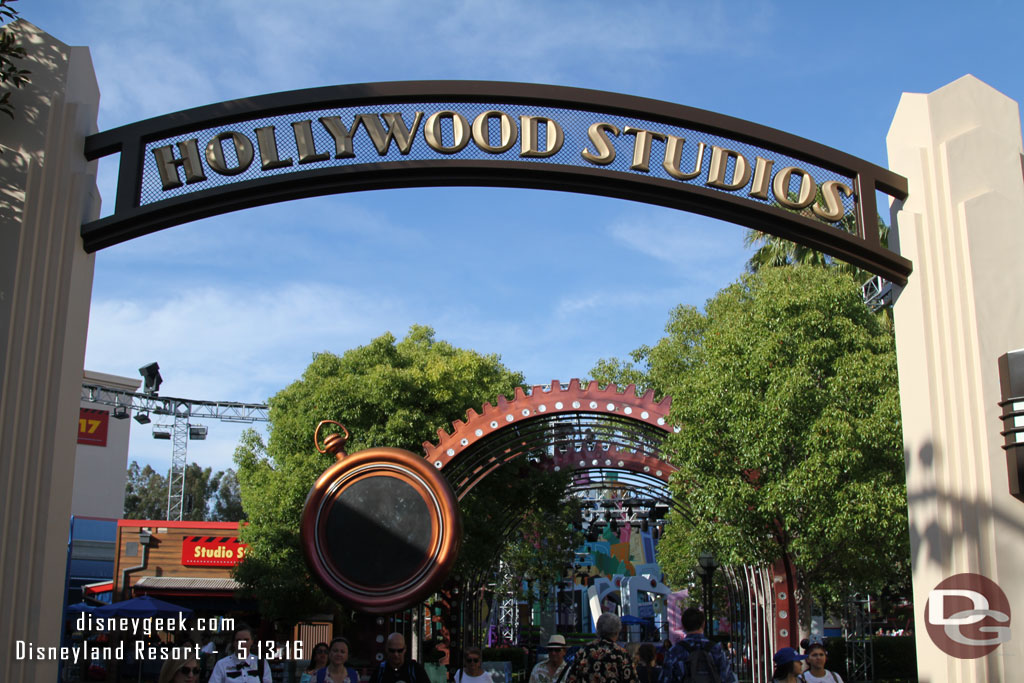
[78,408,109,447]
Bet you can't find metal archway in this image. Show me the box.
[422,379,693,650]
[82,81,911,283]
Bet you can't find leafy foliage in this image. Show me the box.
[744,211,891,286]
[593,267,910,615]
[232,325,526,623]
[0,0,30,119]
[460,466,583,601]
[123,461,242,522]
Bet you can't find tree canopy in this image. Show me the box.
[123,461,244,522]
[0,0,30,120]
[232,325,527,622]
[592,266,910,615]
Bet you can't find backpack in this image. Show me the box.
[681,643,721,683]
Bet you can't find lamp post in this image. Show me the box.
[695,552,719,636]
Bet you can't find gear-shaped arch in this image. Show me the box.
[423,378,680,498]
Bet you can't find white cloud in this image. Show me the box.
[607,213,750,274]
[85,281,410,401]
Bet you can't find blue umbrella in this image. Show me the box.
[621,614,654,625]
[66,602,96,614]
[93,594,193,619]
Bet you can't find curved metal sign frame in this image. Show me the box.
[83,81,911,284]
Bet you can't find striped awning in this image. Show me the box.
[132,576,240,595]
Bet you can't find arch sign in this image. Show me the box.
[83,81,910,284]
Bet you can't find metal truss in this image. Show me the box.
[845,594,875,683]
[861,275,894,311]
[81,383,269,422]
[81,383,269,519]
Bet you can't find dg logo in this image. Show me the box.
[925,573,1011,658]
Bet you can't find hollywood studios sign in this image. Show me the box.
[82,81,910,284]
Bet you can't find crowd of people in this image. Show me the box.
[154,612,842,683]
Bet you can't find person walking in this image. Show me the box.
[770,647,807,683]
[317,637,359,683]
[157,656,201,683]
[369,632,429,683]
[208,624,272,683]
[529,635,568,683]
[300,643,329,683]
[659,608,736,683]
[800,642,842,683]
[564,613,640,683]
[454,646,493,683]
[634,643,661,683]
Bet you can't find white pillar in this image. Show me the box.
[888,75,1024,682]
[0,21,99,681]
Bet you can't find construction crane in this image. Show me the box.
[81,362,269,520]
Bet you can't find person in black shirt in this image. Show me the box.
[370,633,429,683]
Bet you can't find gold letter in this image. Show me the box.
[357,112,424,155]
[706,146,751,191]
[471,110,518,154]
[423,111,471,154]
[291,120,329,164]
[254,126,293,170]
[205,132,254,176]
[772,166,816,209]
[812,179,853,222]
[662,136,705,180]
[581,122,620,165]
[623,127,667,173]
[520,116,564,158]
[152,139,206,190]
[748,157,774,199]
[319,116,358,158]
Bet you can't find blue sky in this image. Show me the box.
[22,1,1024,476]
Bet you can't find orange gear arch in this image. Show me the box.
[423,378,680,499]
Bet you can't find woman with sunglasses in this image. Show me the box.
[316,636,359,683]
[299,642,329,683]
[455,646,493,683]
[158,657,201,683]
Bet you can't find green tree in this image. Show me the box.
[744,211,891,285]
[232,325,526,623]
[124,462,168,520]
[210,468,246,522]
[593,267,910,628]
[123,461,240,521]
[0,0,30,119]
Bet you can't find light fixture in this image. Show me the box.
[112,405,129,420]
[998,349,1024,501]
[152,427,171,440]
[138,362,162,395]
[189,425,208,440]
[134,412,151,425]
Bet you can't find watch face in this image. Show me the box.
[301,447,462,613]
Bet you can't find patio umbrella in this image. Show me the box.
[66,602,96,614]
[94,595,194,683]
[93,594,193,619]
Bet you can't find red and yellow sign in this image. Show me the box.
[182,536,247,566]
[78,408,109,447]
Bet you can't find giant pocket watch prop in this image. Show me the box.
[300,421,462,613]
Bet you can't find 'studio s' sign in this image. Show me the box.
[925,573,1011,659]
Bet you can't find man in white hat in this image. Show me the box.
[529,634,568,683]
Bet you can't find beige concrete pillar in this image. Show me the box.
[0,21,99,680]
[888,75,1024,682]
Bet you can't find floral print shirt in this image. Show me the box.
[564,639,640,683]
